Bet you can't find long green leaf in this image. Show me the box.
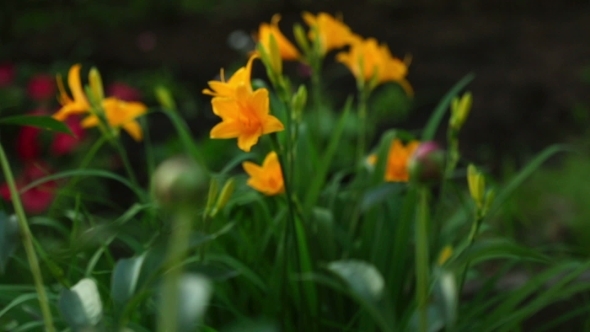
[422,73,475,141]
[489,144,570,216]
[0,115,72,135]
[303,97,353,212]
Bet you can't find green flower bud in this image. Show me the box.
[152,156,208,209]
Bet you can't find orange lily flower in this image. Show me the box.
[242,151,284,195]
[302,12,356,55]
[81,97,147,142]
[256,14,300,73]
[385,139,420,182]
[210,85,284,152]
[336,37,412,94]
[53,64,91,121]
[202,54,258,98]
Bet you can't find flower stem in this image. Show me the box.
[356,84,369,169]
[458,211,483,294]
[157,207,193,332]
[112,138,139,189]
[0,142,55,332]
[415,186,430,332]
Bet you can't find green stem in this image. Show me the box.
[112,138,139,189]
[49,135,107,215]
[356,85,369,170]
[458,211,483,294]
[157,208,193,332]
[0,143,55,332]
[415,186,430,332]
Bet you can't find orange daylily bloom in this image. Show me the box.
[81,97,147,142]
[385,139,420,182]
[210,84,284,152]
[368,139,420,182]
[256,14,300,73]
[302,12,356,55]
[242,151,284,195]
[53,64,148,141]
[53,64,91,121]
[202,54,258,98]
[336,37,412,94]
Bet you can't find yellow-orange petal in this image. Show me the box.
[211,97,241,119]
[210,121,242,139]
[122,121,143,141]
[237,131,261,152]
[250,88,270,118]
[261,115,284,134]
[68,64,89,107]
[53,103,87,121]
[81,115,100,128]
[242,161,265,179]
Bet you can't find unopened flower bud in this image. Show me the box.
[152,156,207,209]
[467,164,486,209]
[408,141,445,183]
[88,68,104,102]
[155,85,176,111]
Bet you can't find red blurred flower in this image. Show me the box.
[0,62,15,87]
[0,162,57,214]
[27,74,56,101]
[107,82,142,102]
[16,125,42,161]
[51,116,85,155]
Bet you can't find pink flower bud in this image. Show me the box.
[408,141,445,183]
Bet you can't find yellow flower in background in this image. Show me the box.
[210,84,284,152]
[53,64,91,121]
[336,37,412,94]
[242,151,284,195]
[202,54,258,98]
[385,139,420,182]
[81,98,147,142]
[437,245,454,266]
[302,12,356,55]
[256,14,300,73]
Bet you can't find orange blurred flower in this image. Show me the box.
[52,64,148,141]
[242,151,284,195]
[202,54,258,98]
[336,37,412,94]
[210,85,284,152]
[256,14,300,73]
[368,139,420,182]
[53,64,91,121]
[302,12,356,55]
[385,139,420,182]
[81,98,147,142]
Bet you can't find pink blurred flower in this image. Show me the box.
[27,74,56,101]
[0,62,15,87]
[0,162,57,214]
[107,82,142,102]
[51,116,85,155]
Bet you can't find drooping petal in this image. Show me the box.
[122,121,143,141]
[237,131,261,152]
[81,115,100,128]
[261,115,284,134]
[210,121,242,139]
[53,103,88,121]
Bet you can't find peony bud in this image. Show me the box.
[152,156,208,209]
[408,141,445,183]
